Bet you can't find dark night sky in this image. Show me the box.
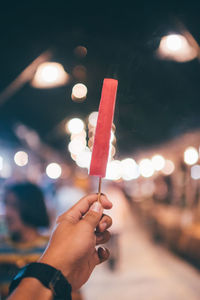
[0,1,200,158]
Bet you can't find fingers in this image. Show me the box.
[96,230,111,245]
[57,193,112,224]
[82,202,103,229]
[96,247,110,264]
[97,214,112,233]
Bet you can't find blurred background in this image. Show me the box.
[0,1,200,299]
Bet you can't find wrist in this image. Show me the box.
[38,254,71,281]
[9,262,72,300]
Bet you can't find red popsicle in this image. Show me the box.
[89,78,118,178]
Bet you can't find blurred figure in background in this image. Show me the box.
[0,182,50,299]
[104,182,128,271]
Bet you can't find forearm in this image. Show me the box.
[7,278,53,300]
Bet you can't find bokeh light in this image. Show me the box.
[46,163,62,179]
[139,159,154,178]
[121,158,140,181]
[191,165,200,180]
[0,156,3,171]
[184,147,199,165]
[151,155,165,171]
[165,34,183,51]
[74,46,87,58]
[31,62,69,88]
[76,148,92,169]
[68,139,86,155]
[66,118,84,134]
[88,111,98,127]
[14,151,28,167]
[161,160,175,175]
[106,160,121,181]
[71,83,87,101]
[71,130,87,141]
[157,34,198,62]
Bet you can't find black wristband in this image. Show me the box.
[9,262,72,300]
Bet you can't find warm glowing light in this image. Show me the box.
[71,130,87,141]
[166,34,183,51]
[157,34,198,62]
[72,83,87,101]
[1,161,12,178]
[151,155,165,171]
[68,139,86,155]
[106,160,121,181]
[88,111,98,127]
[46,163,62,179]
[66,118,84,134]
[0,156,3,171]
[162,160,175,175]
[31,62,69,88]
[121,158,140,181]
[14,151,28,167]
[191,165,200,180]
[184,147,199,165]
[76,148,92,169]
[139,159,154,178]
[74,46,87,58]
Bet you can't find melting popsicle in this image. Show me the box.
[89,78,118,178]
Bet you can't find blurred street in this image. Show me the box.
[82,197,200,300]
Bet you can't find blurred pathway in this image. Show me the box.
[82,193,200,300]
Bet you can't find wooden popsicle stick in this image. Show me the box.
[97,177,102,202]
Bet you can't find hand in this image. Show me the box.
[39,194,112,290]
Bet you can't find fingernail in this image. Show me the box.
[90,202,102,213]
[100,222,107,231]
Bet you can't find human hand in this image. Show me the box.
[39,194,112,290]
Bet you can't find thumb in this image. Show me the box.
[83,201,103,229]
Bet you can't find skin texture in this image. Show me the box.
[8,194,112,300]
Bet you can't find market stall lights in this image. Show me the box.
[161,160,175,175]
[66,118,84,134]
[68,139,86,155]
[157,34,198,62]
[191,165,200,180]
[151,155,165,171]
[46,163,62,179]
[88,111,98,127]
[31,62,69,88]
[184,147,199,165]
[105,160,121,181]
[76,148,92,169]
[121,158,140,180]
[139,159,154,178]
[14,151,28,167]
[165,34,183,51]
[72,83,87,99]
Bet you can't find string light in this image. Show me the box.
[121,158,140,180]
[139,159,154,178]
[184,147,199,165]
[66,118,84,134]
[46,163,62,179]
[14,151,28,167]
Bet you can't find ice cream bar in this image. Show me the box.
[89,78,118,177]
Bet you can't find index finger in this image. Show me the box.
[57,193,112,224]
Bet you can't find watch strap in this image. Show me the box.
[9,262,72,300]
